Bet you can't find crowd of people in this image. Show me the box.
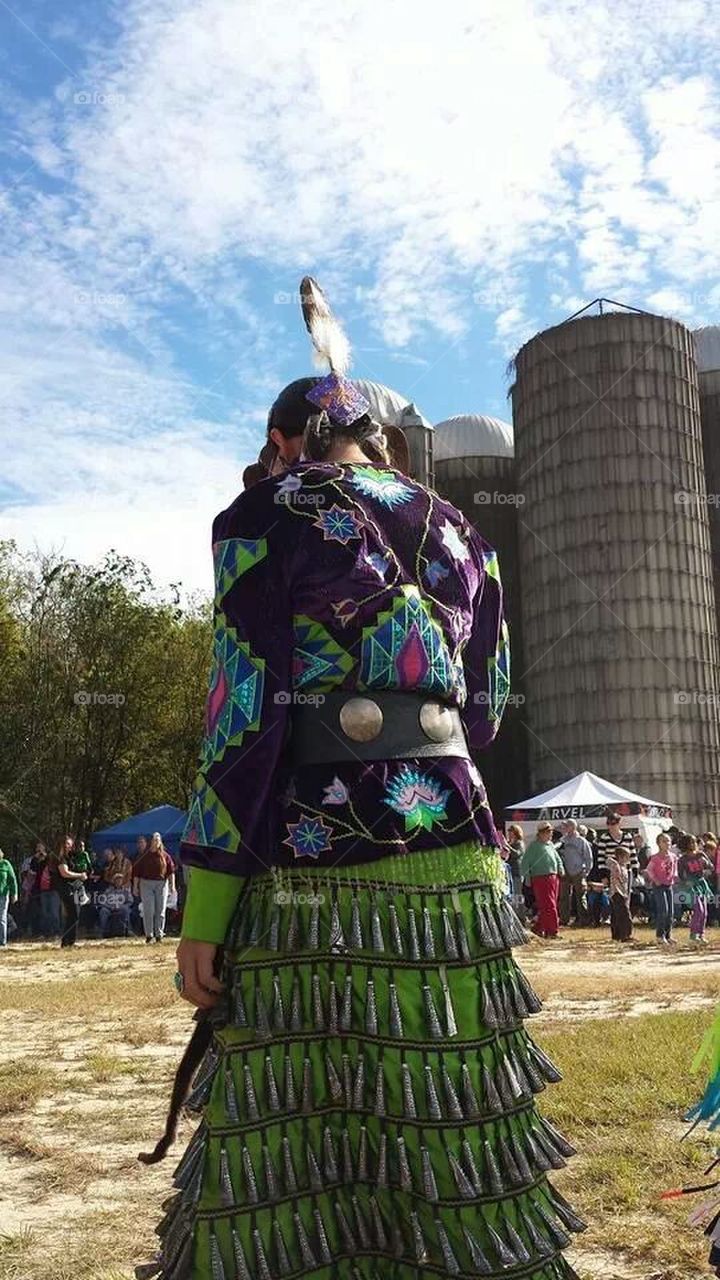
[0,832,181,947]
[502,811,720,948]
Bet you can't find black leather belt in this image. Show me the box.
[289,689,470,765]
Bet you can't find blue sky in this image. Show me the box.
[1,0,718,590]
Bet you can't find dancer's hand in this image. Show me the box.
[176,938,224,1009]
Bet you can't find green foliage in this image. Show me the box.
[0,542,212,852]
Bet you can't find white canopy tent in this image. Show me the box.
[505,770,672,846]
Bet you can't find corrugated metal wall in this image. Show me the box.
[434,455,530,815]
[699,367,720,638]
[511,310,720,830]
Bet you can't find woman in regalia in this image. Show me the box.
[137,279,584,1280]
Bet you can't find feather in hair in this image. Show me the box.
[300,276,351,375]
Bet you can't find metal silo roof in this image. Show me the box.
[351,379,430,427]
[694,326,720,374]
[433,414,514,461]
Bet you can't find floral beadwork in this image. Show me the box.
[383,764,451,832]
[348,466,414,508]
[284,814,334,858]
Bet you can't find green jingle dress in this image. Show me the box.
[138,461,584,1280]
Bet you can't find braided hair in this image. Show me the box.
[267,378,390,466]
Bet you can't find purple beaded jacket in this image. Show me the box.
[181,462,510,878]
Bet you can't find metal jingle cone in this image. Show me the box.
[519,1047,546,1094]
[268,904,281,951]
[353,1053,366,1108]
[314,1208,333,1264]
[286,903,299,950]
[483,1139,504,1195]
[507,1046,533,1098]
[233,981,248,1028]
[224,1068,240,1123]
[460,1062,480,1117]
[425,1064,443,1119]
[341,1127,355,1182]
[487,1222,519,1268]
[505,1221,531,1265]
[352,1195,371,1249]
[328,979,339,1035]
[421,1146,439,1199]
[231,1229,252,1280]
[284,1052,298,1111]
[516,966,543,1014]
[342,1052,353,1106]
[365,977,378,1035]
[455,910,472,962]
[482,1063,503,1114]
[410,1211,429,1264]
[533,1124,566,1170]
[254,986,272,1041]
[271,975,286,1032]
[323,1126,339,1181]
[525,1127,552,1173]
[294,1213,317,1269]
[334,1199,357,1251]
[301,1056,314,1112]
[530,1041,563,1082]
[422,907,436,958]
[281,1136,299,1194]
[371,901,385,953]
[350,896,364,949]
[441,1065,464,1120]
[218,1145,235,1206]
[481,983,500,1031]
[499,1135,524,1187]
[369,1195,387,1249]
[423,984,443,1039]
[262,1145,281,1201]
[375,1132,388,1187]
[307,1143,324,1191]
[357,1124,369,1180]
[550,1185,587,1233]
[265,1054,281,1112]
[289,975,303,1031]
[241,1145,259,1203]
[475,896,498,949]
[389,983,404,1038]
[448,1150,474,1198]
[396,1135,413,1191]
[435,1219,461,1275]
[250,1224,272,1275]
[374,1061,386,1116]
[312,974,325,1031]
[272,1221,292,1276]
[461,1137,483,1195]
[407,907,421,961]
[541,1115,576,1157]
[524,1213,554,1258]
[401,1062,418,1118]
[308,897,320,950]
[329,898,346,952]
[441,968,458,1037]
[463,1226,493,1274]
[340,974,353,1031]
[510,1130,533,1184]
[533,1200,570,1249]
[388,902,403,955]
[442,907,459,959]
[210,1232,228,1280]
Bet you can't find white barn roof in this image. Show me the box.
[433,414,514,461]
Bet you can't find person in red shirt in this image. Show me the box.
[132,832,176,944]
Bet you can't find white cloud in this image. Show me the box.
[1,0,719,586]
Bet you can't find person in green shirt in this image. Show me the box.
[69,839,93,875]
[0,850,19,946]
[520,821,564,939]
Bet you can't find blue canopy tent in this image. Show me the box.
[91,804,187,860]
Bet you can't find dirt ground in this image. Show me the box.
[0,927,718,1279]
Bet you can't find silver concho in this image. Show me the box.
[339,696,384,743]
[419,700,454,743]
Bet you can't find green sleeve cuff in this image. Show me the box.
[181,867,244,944]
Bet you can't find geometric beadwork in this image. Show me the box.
[487,618,510,724]
[359,585,460,696]
[292,616,355,691]
[213,538,268,607]
[182,774,241,853]
[201,615,265,769]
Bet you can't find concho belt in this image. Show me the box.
[289,689,470,765]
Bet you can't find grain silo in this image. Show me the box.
[511,303,720,831]
[433,414,529,813]
[695,326,720,634]
[353,379,434,486]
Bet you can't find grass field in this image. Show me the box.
[0,927,718,1279]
